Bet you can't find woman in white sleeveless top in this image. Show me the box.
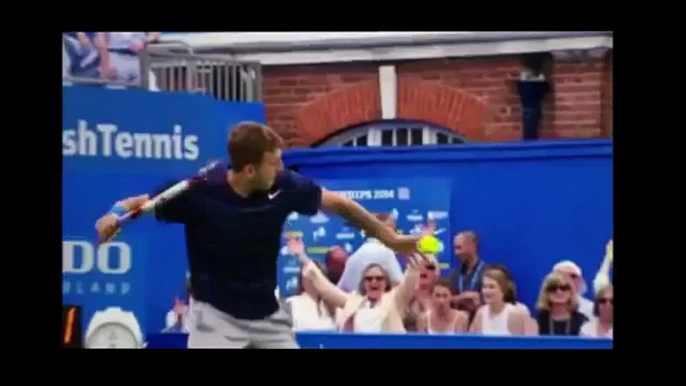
[417,279,469,334]
[470,267,527,335]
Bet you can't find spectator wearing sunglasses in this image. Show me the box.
[469,267,528,335]
[297,245,430,333]
[580,284,613,338]
[337,213,404,292]
[553,260,594,320]
[535,272,588,336]
[402,256,440,331]
[416,279,469,334]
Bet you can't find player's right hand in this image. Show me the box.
[95,213,119,241]
[95,194,149,241]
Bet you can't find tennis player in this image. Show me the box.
[95,122,423,349]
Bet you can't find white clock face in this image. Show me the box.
[86,323,138,348]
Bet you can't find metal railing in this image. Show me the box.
[140,41,262,102]
[62,36,262,102]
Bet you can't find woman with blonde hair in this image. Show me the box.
[535,272,588,336]
[580,284,613,338]
[289,237,430,333]
[469,267,528,335]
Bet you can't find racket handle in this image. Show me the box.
[115,199,155,227]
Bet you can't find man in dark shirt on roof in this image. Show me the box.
[95,122,423,348]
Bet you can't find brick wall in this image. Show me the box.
[262,53,613,147]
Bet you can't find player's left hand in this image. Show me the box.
[387,234,423,256]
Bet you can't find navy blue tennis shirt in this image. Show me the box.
[154,165,322,320]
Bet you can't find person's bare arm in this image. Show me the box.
[95,33,113,77]
[289,237,349,309]
[320,188,421,256]
[469,307,483,333]
[507,311,527,335]
[301,260,349,309]
[416,313,428,333]
[524,317,539,336]
[76,32,92,46]
[455,311,470,333]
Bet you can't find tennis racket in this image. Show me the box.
[98,160,225,244]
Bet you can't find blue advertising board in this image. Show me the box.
[283,142,613,311]
[62,86,265,336]
[278,178,451,298]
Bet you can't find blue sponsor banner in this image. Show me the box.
[146,332,612,349]
[62,86,265,336]
[278,178,451,298]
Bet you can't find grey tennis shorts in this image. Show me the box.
[187,300,298,349]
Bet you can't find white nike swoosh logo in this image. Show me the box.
[268,190,281,200]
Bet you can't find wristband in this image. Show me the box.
[109,205,127,217]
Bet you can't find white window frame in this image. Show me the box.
[318,120,468,147]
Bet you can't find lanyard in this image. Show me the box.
[458,260,484,293]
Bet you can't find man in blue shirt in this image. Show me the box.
[95,122,422,348]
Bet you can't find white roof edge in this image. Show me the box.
[229,36,613,66]
[159,32,611,51]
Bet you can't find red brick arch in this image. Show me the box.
[397,80,488,141]
[295,80,488,145]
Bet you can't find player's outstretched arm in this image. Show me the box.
[320,188,421,256]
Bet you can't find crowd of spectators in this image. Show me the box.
[281,215,613,338]
[163,216,613,339]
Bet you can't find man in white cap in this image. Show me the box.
[553,261,594,320]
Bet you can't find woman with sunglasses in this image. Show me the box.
[580,284,613,338]
[290,237,430,333]
[534,272,588,336]
[416,279,469,334]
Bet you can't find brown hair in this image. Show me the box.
[483,267,516,304]
[433,278,453,293]
[228,122,284,172]
[485,264,517,304]
[357,264,392,295]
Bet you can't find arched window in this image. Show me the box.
[316,119,468,147]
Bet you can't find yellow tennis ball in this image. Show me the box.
[418,235,440,255]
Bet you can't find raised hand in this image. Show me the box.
[605,239,613,263]
[286,236,309,265]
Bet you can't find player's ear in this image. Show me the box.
[244,164,256,176]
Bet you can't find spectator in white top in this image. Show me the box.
[469,267,528,336]
[553,260,594,320]
[337,213,403,292]
[416,279,469,334]
[580,284,613,339]
[285,238,337,331]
